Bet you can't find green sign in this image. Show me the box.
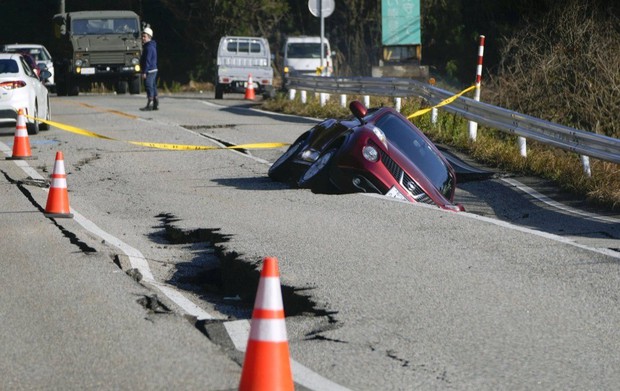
[381,0,421,46]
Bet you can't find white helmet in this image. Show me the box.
[143,27,153,37]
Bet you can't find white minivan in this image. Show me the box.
[283,36,333,76]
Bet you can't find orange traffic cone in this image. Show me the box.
[44,151,73,218]
[6,109,36,160]
[244,74,256,100]
[239,257,294,391]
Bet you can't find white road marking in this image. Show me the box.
[501,177,620,224]
[1,139,351,391]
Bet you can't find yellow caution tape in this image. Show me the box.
[27,87,474,149]
[25,116,289,151]
[407,85,476,119]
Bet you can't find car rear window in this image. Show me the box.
[375,113,453,196]
[0,59,19,74]
[226,40,262,54]
[4,47,51,62]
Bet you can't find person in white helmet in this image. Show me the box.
[140,26,159,110]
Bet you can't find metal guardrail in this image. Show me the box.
[287,75,620,165]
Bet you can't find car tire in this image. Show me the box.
[39,98,51,131]
[26,104,40,135]
[297,147,338,192]
[268,132,308,182]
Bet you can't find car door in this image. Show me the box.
[19,56,47,120]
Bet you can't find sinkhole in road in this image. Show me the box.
[152,212,337,321]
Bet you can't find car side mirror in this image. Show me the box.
[40,70,52,81]
[349,100,367,124]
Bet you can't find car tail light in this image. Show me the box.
[0,80,27,90]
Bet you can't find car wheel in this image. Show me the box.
[39,98,51,131]
[26,104,40,135]
[268,132,308,182]
[297,147,338,192]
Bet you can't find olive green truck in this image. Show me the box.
[51,10,143,96]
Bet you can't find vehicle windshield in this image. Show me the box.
[25,48,50,62]
[374,113,453,197]
[0,59,19,74]
[286,43,328,59]
[4,47,51,62]
[72,18,139,35]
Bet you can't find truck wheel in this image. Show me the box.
[115,81,128,94]
[67,79,79,96]
[215,83,224,99]
[263,85,276,99]
[56,82,67,96]
[129,76,141,94]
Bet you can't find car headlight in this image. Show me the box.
[362,145,379,162]
[301,148,320,162]
[74,59,83,67]
[371,126,388,149]
[131,57,140,65]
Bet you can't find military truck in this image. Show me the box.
[51,10,143,96]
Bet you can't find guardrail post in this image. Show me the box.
[288,88,296,101]
[394,97,402,112]
[431,107,438,125]
[340,94,347,107]
[581,155,592,177]
[518,136,527,157]
[301,90,307,104]
[320,92,327,107]
[468,35,485,141]
[364,95,370,107]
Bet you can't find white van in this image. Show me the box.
[283,36,333,76]
[215,36,274,99]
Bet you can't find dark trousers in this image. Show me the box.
[144,72,158,99]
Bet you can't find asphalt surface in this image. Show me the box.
[0,92,619,390]
[0,150,241,389]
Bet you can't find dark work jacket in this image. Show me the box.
[141,40,158,73]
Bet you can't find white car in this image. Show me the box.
[1,43,55,90]
[0,53,51,134]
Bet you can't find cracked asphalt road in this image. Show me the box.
[1,93,618,390]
